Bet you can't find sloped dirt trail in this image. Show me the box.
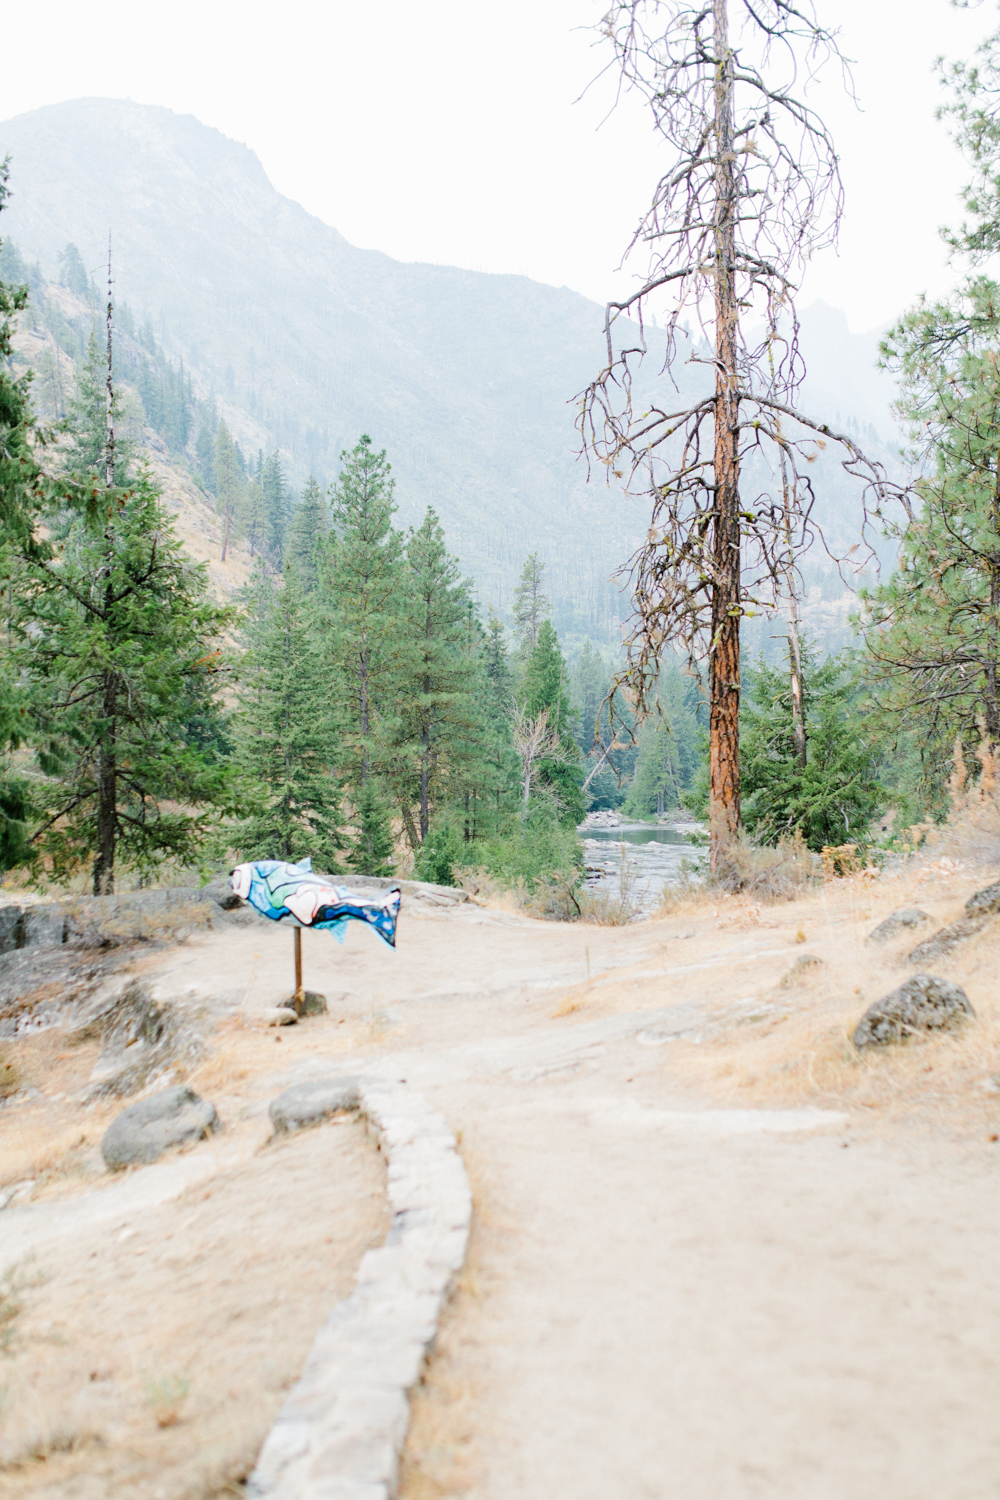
[3,870,1000,1497]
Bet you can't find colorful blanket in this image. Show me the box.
[230,858,400,948]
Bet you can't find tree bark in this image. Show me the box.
[420,680,430,843]
[92,670,117,895]
[788,589,807,769]
[986,451,1000,741]
[94,242,117,896]
[359,640,370,784]
[709,0,741,869]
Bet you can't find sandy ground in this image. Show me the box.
[0,1105,386,1497]
[2,860,1000,1497]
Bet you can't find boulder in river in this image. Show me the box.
[852,974,975,1050]
[101,1085,219,1169]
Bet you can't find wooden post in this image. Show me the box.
[293,926,303,1002]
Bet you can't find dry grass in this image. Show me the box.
[924,733,1000,868]
[63,896,214,948]
[398,1141,502,1500]
[0,1045,22,1099]
[0,1117,388,1496]
[649,859,1000,1133]
[712,831,817,901]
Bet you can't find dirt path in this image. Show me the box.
[3,868,1000,1496]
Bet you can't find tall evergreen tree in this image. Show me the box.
[57,243,89,300]
[243,473,267,559]
[319,435,406,792]
[521,621,585,826]
[261,452,290,565]
[346,777,395,877]
[478,612,520,823]
[232,563,343,865]
[397,507,475,842]
[286,475,327,589]
[0,162,51,868]
[21,468,234,891]
[742,647,883,850]
[623,665,702,818]
[68,331,133,483]
[513,552,549,654]
[195,421,215,492]
[861,28,1000,795]
[214,419,244,563]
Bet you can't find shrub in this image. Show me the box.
[454,802,583,912]
[712,831,816,901]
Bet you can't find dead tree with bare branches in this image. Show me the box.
[579,0,892,869]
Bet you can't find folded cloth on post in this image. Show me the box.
[230,858,401,947]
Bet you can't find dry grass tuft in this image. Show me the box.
[0,1043,22,1098]
[0,1112,111,1194]
[925,731,1000,868]
[713,831,817,902]
[143,1372,191,1429]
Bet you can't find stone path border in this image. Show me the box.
[246,1075,472,1500]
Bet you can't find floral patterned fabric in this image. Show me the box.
[230,858,400,947]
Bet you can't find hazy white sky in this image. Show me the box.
[2,0,995,331]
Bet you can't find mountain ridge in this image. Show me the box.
[0,97,902,643]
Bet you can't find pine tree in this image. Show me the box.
[21,468,234,890]
[261,452,290,565]
[513,552,549,654]
[572,641,610,753]
[68,331,133,483]
[860,35,1000,794]
[243,474,267,559]
[232,562,343,865]
[195,421,215,492]
[397,507,475,842]
[286,475,327,589]
[741,646,883,851]
[319,435,406,794]
[521,621,585,825]
[214,419,244,563]
[57,243,89,300]
[623,665,702,818]
[347,777,395,876]
[0,162,50,867]
[478,612,520,823]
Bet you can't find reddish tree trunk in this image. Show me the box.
[709,0,741,869]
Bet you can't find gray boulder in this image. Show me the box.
[780,953,823,986]
[0,905,23,953]
[866,908,930,944]
[909,916,988,964]
[965,880,1000,918]
[852,974,975,1050]
[285,990,328,1018]
[269,1076,360,1136]
[101,1085,219,1169]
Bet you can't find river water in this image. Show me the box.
[579,821,705,917]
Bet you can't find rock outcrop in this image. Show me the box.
[101,1085,219,1169]
[852,975,975,1049]
[866,908,930,944]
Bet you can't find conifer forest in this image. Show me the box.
[7,6,1000,1500]
[1,3,1000,902]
